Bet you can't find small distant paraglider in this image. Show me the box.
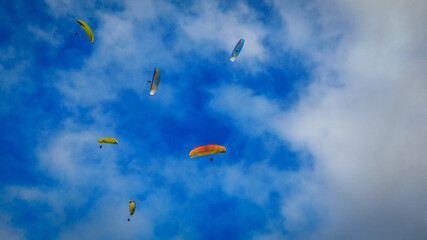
[149,68,160,95]
[97,137,118,149]
[128,200,135,221]
[230,39,244,62]
[77,20,94,44]
[189,144,227,161]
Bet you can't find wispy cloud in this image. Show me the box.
[1,0,426,239]
[209,0,427,239]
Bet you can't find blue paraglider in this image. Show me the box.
[230,39,245,62]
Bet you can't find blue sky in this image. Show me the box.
[1,0,427,239]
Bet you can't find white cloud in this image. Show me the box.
[209,0,427,238]
[45,0,270,107]
[0,212,25,240]
[179,1,267,62]
[3,0,427,238]
[28,25,63,47]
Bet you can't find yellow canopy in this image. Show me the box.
[77,20,94,44]
[97,137,118,144]
[129,200,135,215]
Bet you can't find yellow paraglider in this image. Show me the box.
[77,20,94,44]
[128,200,135,221]
[97,137,118,149]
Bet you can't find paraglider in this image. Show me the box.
[128,200,135,221]
[77,20,94,44]
[230,39,245,62]
[189,144,226,161]
[74,32,78,35]
[97,137,118,149]
[149,68,160,95]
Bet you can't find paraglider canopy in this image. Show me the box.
[77,20,94,44]
[189,144,227,158]
[128,200,135,221]
[150,68,160,95]
[97,137,118,144]
[230,39,245,62]
[129,200,135,215]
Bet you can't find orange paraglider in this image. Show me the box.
[189,144,226,161]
